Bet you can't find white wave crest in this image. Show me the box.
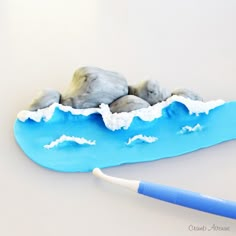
[126,135,158,145]
[17,95,225,131]
[179,124,202,134]
[44,135,96,149]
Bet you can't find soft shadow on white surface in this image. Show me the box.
[1,0,236,235]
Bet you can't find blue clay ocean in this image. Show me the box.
[14,97,236,172]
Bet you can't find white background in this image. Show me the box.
[1,0,236,235]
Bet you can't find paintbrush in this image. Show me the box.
[93,168,236,219]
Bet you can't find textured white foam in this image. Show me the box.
[17,95,225,131]
[44,135,96,149]
[126,135,158,145]
[179,124,202,134]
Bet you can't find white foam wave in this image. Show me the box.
[17,95,225,131]
[126,135,158,145]
[179,124,202,134]
[44,135,96,149]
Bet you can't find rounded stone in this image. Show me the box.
[109,95,150,113]
[171,88,203,101]
[61,67,129,109]
[128,79,170,105]
[28,89,61,111]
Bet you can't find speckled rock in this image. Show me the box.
[28,89,61,111]
[171,88,203,101]
[128,79,170,105]
[109,95,150,113]
[61,67,128,109]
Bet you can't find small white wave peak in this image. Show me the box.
[44,135,96,149]
[126,135,158,145]
[179,124,202,134]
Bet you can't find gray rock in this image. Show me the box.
[128,80,170,105]
[61,67,128,109]
[28,89,61,111]
[171,88,203,101]
[109,95,150,113]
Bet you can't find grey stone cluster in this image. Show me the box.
[28,67,202,113]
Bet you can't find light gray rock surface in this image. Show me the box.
[61,67,128,109]
[28,89,61,111]
[171,88,203,101]
[27,67,203,112]
[109,95,150,113]
[128,79,170,105]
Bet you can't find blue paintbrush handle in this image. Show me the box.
[138,181,236,219]
[93,168,236,219]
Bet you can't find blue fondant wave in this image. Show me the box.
[14,100,236,172]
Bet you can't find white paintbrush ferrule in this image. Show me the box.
[92,168,139,192]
